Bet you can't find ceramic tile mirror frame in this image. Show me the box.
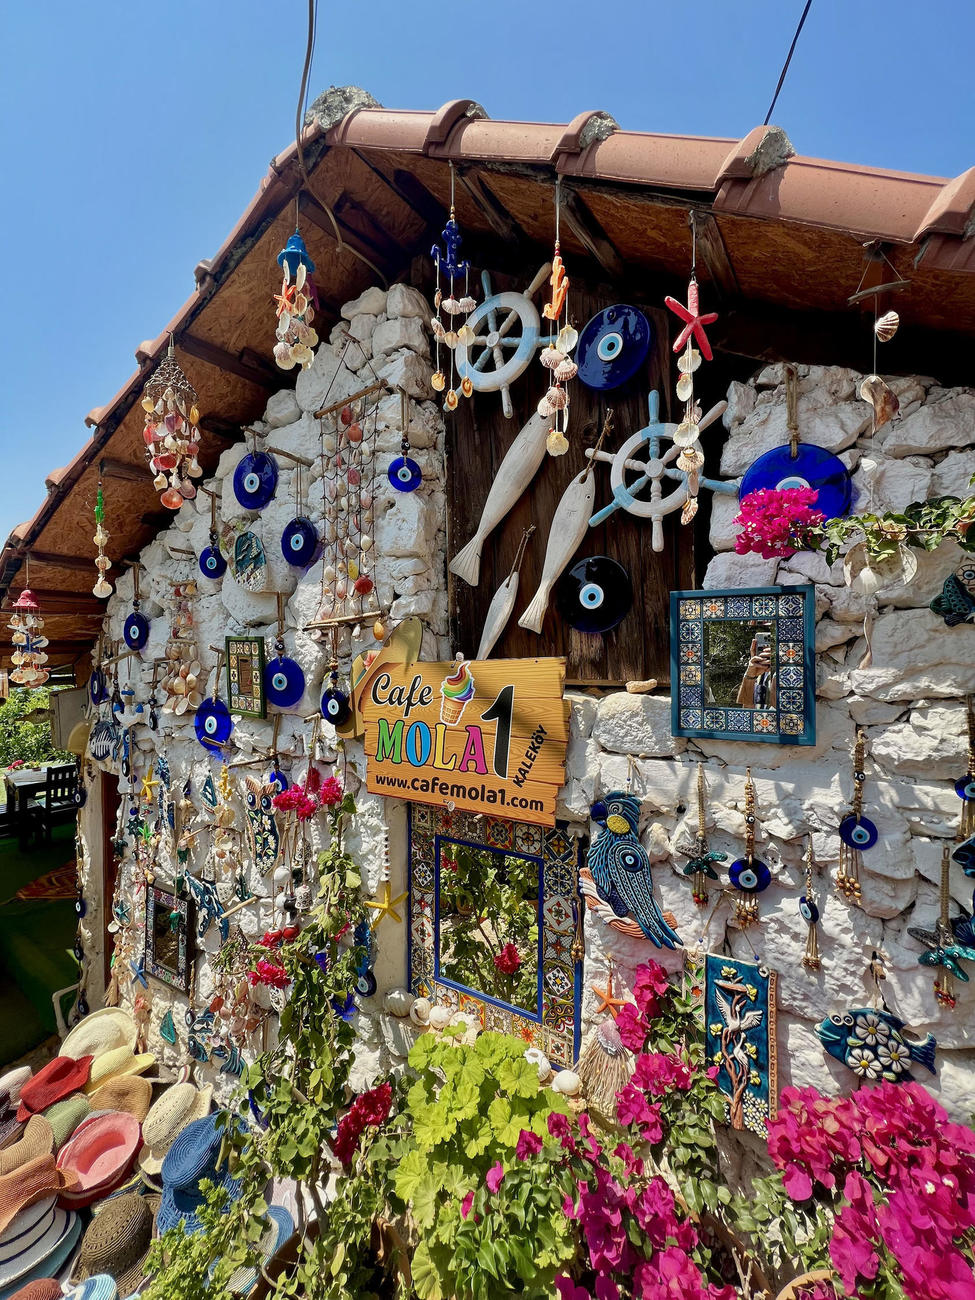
[670,584,816,745]
[144,886,195,994]
[408,804,582,1068]
[226,635,266,718]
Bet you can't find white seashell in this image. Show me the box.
[384,987,413,1017]
[442,297,461,316]
[676,347,701,374]
[556,324,579,354]
[546,386,568,411]
[323,435,337,455]
[672,419,700,448]
[430,316,446,339]
[874,310,899,342]
[676,373,694,402]
[551,1069,581,1096]
[93,578,113,598]
[456,324,475,346]
[458,296,477,313]
[428,1005,451,1030]
[360,535,373,552]
[540,346,565,370]
[554,359,578,382]
[409,996,432,1026]
[523,1048,552,1081]
[546,430,569,456]
[273,341,296,370]
[676,447,704,472]
[537,397,553,419]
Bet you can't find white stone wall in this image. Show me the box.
[79,308,975,1118]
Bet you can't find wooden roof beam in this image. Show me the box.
[99,457,149,485]
[18,551,100,573]
[178,334,280,389]
[455,167,523,244]
[558,186,626,280]
[297,191,397,280]
[692,211,740,300]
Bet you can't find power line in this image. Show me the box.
[763,0,814,126]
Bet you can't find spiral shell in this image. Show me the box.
[874,310,899,342]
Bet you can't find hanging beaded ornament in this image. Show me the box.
[836,729,875,904]
[800,835,822,971]
[664,213,719,525]
[8,577,49,688]
[680,763,727,907]
[537,180,577,457]
[273,228,319,371]
[729,768,771,927]
[908,843,975,1010]
[430,163,476,411]
[953,696,975,848]
[140,339,203,510]
[92,478,113,598]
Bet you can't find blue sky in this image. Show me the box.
[1,0,972,547]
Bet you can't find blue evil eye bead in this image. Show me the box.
[321,686,350,726]
[739,444,853,522]
[194,698,233,753]
[89,669,108,705]
[798,895,820,924]
[729,858,772,893]
[74,894,87,918]
[590,799,608,823]
[555,556,633,634]
[268,767,289,793]
[388,455,421,492]
[233,451,279,510]
[199,545,227,579]
[576,305,652,391]
[952,836,975,875]
[72,785,87,808]
[264,656,306,708]
[356,969,378,997]
[839,814,878,851]
[955,774,975,800]
[281,516,319,567]
[123,611,150,650]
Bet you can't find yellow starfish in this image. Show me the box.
[140,765,160,805]
[365,881,407,928]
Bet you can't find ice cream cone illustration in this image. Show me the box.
[440,658,476,725]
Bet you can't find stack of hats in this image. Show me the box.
[0,1073,31,1150]
[158,1113,244,1236]
[0,1155,82,1298]
[137,1083,211,1190]
[57,1114,142,1210]
[68,1195,158,1300]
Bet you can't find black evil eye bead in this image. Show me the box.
[555,556,633,634]
[123,612,150,650]
[264,657,306,709]
[281,516,319,567]
[388,455,421,492]
[74,894,87,918]
[576,305,653,391]
[956,774,975,800]
[194,699,233,753]
[72,785,87,809]
[321,686,350,726]
[839,814,878,851]
[233,451,279,509]
[356,969,378,997]
[89,669,108,705]
[199,545,227,579]
[798,895,820,924]
[729,858,772,893]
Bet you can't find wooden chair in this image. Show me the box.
[27,764,78,844]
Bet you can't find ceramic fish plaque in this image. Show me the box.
[816,1008,936,1083]
[704,954,777,1136]
[232,530,267,592]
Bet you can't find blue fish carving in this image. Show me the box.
[929,573,975,627]
[245,778,280,875]
[587,792,681,948]
[186,874,229,943]
[817,1008,936,1082]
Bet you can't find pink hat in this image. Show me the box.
[56,1114,141,1208]
[17,1058,92,1122]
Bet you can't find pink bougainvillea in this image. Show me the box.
[246,959,290,990]
[733,487,825,558]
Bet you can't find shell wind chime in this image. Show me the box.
[161,581,204,716]
[140,340,203,509]
[538,182,578,456]
[273,228,319,370]
[430,163,477,411]
[850,245,905,432]
[8,577,49,688]
[92,477,113,598]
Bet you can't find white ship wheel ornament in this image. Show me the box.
[585,389,735,551]
[455,265,551,418]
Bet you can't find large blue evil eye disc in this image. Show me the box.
[264,656,305,708]
[388,455,421,492]
[89,669,108,705]
[281,516,319,567]
[233,452,279,510]
[194,699,233,753]
[321,687,350,725]
[739,444,852,522]
[199,546,227,579]
[555,556,632,634]
[839,814,878,851]
[729,858,771,893]
[123,612,150,650]
[576,305,652,391]
[955,774,975,801]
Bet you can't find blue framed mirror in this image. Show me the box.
[408,805,582,1067]
[670,585,816,745]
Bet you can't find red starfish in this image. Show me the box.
[664,278,719,362]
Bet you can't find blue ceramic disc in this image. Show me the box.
[199,545,227,579]
[281,516,319,567]
[555,556,632,634]
[388,455,421,492]
[576,305,652,391]
[264,656,306,708]
[233,452,279,510]
[739,444,853,521]
[798,895,819,924]
[321,686,350,726]
[195,699,233,754]
[952,836,975,875]
[839,814,878,851]
[89,669,108,706]
[123,611,150,650]
[955,774,975,801]
[729,858,772,893]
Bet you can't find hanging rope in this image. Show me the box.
[763,0,814,125]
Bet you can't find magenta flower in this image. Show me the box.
[548,1112,577,1152]
[485,1162,505,1194]
[493,943,522,975]
[460,1190,474,1220]
[555,1280,591,1300]
[734,487,825,558]
[515,1129,543,1160]
[614,1004,647,1052]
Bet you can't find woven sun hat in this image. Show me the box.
[61,1277,119,1300]
[225,1204,294,1294]
[16,1059,93,1123]
[0,1120,54,1179]
[56,1114,141,1205]
[159,1112,237,1193]
[40,1096,90,1152]
[137,1083,212,1178]
[87,1079,151,1126]
[0,1075,30,1112]
[4,1279,64,1300]
[0,1211,82,1300]
[0,1200,78,1292]
[83,1051,154,1098]
[0,1157,78,1236]
[62,1011,137,1063]
[69,1193,159,1300]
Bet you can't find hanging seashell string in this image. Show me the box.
[273,205,320,371]
[430,162,476,411]
[140,337,203,510]
[538,177,577,456]
[8,555,49,688]
[93,474,113,598]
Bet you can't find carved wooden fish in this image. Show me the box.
[518,465,596,634]
[449,411,549,586]
[476,572,520,659]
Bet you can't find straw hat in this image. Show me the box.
[0,1198,79,1292]
[84,1050,154,1097]
[61,1277,119,1300]
[40,1095,90,1151]
[87,1078,152,1124]
[0,1156,78,1236]
[0,1212,82,1300]
[5,1280,64,1300]
[138,1084,212,1178]
[56,1114,141,1207]
[16,1058,92,1122]
[226,1204,294,1294]
[69,1194,159,1300]
[0,1120,53,1179]
[0,1075,30,1112]
[62,1011,137,1062]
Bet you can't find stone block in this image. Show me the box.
[341,286,388,320]
[720,398,870,475]
[373,316,430,360]
[387,283,432,321]
[592,693,674,757]
[869,701,966,779]
[263,389,301,429]
[707,492,740,552]
[850,607,975,700]
[702,552,778,589]
[881,388,975,457]
[932,447,975,497]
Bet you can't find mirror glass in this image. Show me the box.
[152,905,182,976]
[703,620,778,709]
[436,838,540,1016]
